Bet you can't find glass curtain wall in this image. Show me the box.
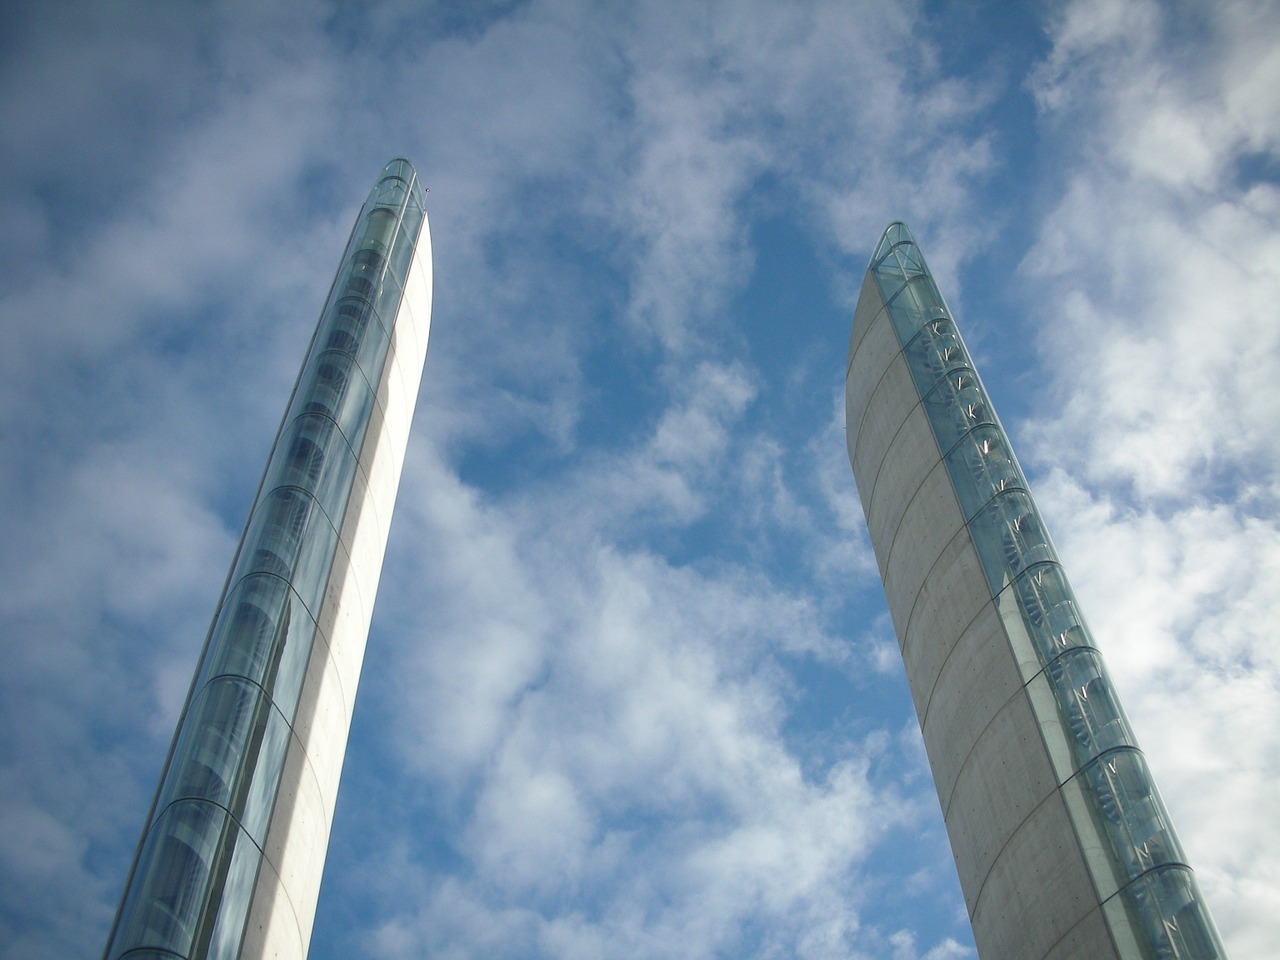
[868,222,1224,960]
[104,160,426,960]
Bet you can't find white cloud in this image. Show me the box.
[360,461,905,955]
[1024,1,1280,953]
[13,1,1242,959]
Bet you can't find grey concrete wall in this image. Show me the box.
[846,277,1119,960]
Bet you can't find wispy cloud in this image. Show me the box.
[3,1,1273,959]
[1023,1,1280,954]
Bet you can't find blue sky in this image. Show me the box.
[2,1,1278,958]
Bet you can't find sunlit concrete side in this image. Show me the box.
[845,270,1115,960]
[241,218,433,960]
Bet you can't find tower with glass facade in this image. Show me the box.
[104,159,433,960]
[845,222,1223,959]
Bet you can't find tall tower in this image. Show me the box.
[845,222,1224,959]
[104,159,433,960]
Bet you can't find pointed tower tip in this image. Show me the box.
[370,158,427,210]
[872,221,916,266]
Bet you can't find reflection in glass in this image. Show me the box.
[1084,749,1186,881]
[266,413,360,528]
[884,275,947,343]
[154,677,291,846]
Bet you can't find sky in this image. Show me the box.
[1,1,1278,958]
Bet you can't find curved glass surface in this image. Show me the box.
[106,800,261,960]
[902,316,969,397]
[868,222,1224,958]
[1107,865,1224,960]
[193,574,317,720]
[105,159,427,960]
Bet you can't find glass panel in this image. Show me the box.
[389,203,424,286]
[374,268,405,326]
[1047,648,1137,769]
[966,489,1057,594]
[321,298,367,358]
[1026,668,1078,781]
[944,423,1028,521]
[901,316,968,396]
[230,486,339,617]
[154,676,291,845]
[993,575,1044,682]
[233,487,311,583]
[316,295,392,372]
[876,222,911,258]
[196,574,317,718]
[922,366,997,453]
[372,176,408,210]
[870,245,911,299]
[106,800,260,960]
[264,413,359,528]
[330,350,378,448]
[1081,749,1187,883]
[1104,865,1227,960]
[298,349,355,422]
[289,493,340,618]
[1062,765,1126,897]
[157,679,260,817]
[895,243,926,279]
[1004,562,1095,666]
[358,207,398,261]
[203,830,262,960]
[236,699,292,845]
[884,274,944,344]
